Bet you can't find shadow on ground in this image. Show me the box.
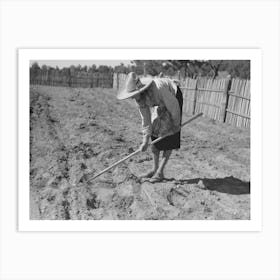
[162,176,250,195]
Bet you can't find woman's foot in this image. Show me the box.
[149,172,164,183]
[140,170,156,179]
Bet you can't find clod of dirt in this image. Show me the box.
[47,175,63,189]
[80,163,87,170]
[127,173,142,184]
[86,194,100,209]
[204,206,212,213]
[167,186,191,207]
[98,150,115,161]
[128,147,134,153]
[196,180,207,190]
[30,168,37,177]
[61,200,71,220]
[102,128,114,136]
[49,117,59,123]
[114,136,125,142]
[47,195,56,202]
[88,121,97,126]
[79,173,92,184]
[167,193,174,206]
[58,154,67,163]
[88,113,96,119]
[135,155,153,163]
[73,142,99,159]
[114,195,134,210]
[174,186,190,197]
[79,123,87,129]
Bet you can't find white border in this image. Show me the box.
[18,49,262,231]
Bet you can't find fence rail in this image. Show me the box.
[30,70,250,129]
[113,73,250,129]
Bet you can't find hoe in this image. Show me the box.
[90,112,203,181]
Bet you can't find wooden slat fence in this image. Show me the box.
[189,78,230,123]
[30,70,250,129]
[114,73,250,129]
[225,79,250,128]
[30,69,113,88]
[113,73,127,92]
[181,77,250,128]
[181,78,197,115]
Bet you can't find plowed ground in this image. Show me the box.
[30,85,250,220]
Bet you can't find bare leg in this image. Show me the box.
[150,150,172,183]
[151,144,160,171]
[140,145,160,178]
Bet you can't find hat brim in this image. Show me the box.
[117,79,153,100]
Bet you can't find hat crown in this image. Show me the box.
[125,72,145,93]
[117,72,153,100]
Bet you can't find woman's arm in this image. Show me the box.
[138,105,151,136]
[136,101,152,151]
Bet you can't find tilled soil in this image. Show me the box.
[30,85,250,220]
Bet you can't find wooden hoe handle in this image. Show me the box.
[90,113,203,181]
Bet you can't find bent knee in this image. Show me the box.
[163,150,172,157]
[151,144,159,153]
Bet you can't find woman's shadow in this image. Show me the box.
[164,176,250,195]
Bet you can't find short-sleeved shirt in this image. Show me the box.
[136,78,181,138]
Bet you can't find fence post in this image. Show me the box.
[117,73,119,90]
[192,78,198,115]
[221,78,232,123]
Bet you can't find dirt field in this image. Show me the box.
[30,85,250,220]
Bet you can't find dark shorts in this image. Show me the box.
[151,86,183,151]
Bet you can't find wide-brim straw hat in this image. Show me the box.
[117,72,153,100]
